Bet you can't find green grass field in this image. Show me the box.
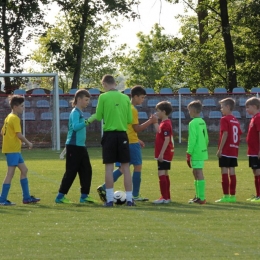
[0,144,259,260]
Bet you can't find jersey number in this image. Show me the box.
[233,125,239,143]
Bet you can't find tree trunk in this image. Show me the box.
[71,0,89,89]
[219,0,237,92]
[1,1,11,92]
[197,0,211,83]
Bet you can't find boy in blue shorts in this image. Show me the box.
[0,95,40,205]
[186,100,209,204]
[97,86,157,202]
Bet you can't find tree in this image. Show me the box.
[31,16,119,91]
[53,0,138,89]
[0,0,49,93]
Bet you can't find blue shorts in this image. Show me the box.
[5,153,24,166]
[115,142,142,167]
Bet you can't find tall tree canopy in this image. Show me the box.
[0,0,49,93]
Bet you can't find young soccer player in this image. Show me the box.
[97,86,158,202]
[96,75,134,207]
[216,98,242,203]
[55,89,96,204]
[245,97,260,202]
[153,101,174,204]
[0,95,40,205]
[187,100,208,204]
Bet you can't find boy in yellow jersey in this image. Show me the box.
[0,95,40,205]
[97,86,157,202]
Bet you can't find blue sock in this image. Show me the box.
[0,183,11,202]
[102,168,122,190]
[57,192,65,199]
[20,178,30,200]
[132,171,141,197]
[81,193,87,199]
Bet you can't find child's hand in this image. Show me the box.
[186,153,191,168]
[158,154,164,162]
[139,140,145,148]
[150,113,158,124]
[28,142,33,149]
[216,150,222,158]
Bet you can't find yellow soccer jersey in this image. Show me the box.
[1,113,22,153]
[127,105,139,144]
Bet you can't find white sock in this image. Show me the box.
[126,191,132,202]
[106,188,114,203]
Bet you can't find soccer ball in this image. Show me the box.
[113,191,126,205]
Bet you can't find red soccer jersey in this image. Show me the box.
[155,119,174,162]
[218,115,242,158]
[247,113,260,156]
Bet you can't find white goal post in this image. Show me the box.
[0,73,60,151]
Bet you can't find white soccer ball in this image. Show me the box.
[113,190,126,205]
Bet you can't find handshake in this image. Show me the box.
[85,113,96,126]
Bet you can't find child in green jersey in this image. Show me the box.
[186,100,209,204]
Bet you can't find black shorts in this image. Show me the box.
[219,156,238,168]
[101,131,130,164]
[249,156,260,169]
[157,161,171,171]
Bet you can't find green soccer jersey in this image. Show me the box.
[187,117,209,160]
[96,90,132,131]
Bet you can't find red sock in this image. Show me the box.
[165,175,171,200]
[255,176,260,197]
[159,175,168,199]
[222,173,229,195]
[229,175,236,195]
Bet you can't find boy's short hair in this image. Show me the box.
[9,95,25,108]
[156,101,173,116]
[71,89,90,107]
[101,74,116,85]
[131,85,146,97]
[219,98,235,111]
[187,100,202,113]
[245,97,260,109]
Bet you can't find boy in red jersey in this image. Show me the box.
[245,97,260,202]
[153,101,174,204]
[215,98,242,203]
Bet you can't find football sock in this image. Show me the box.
[132,171,141,197]
[20,178,30,200]
[102,168,122,190]
[81,193,87,199]
[159,175,168,199]
[126,191,132,202]
[106,188,114,203]
[194,180,198,198]
[197,180,206,200]
[222,173,229,195]
[0,183,11,202]
[229,175,236,195]
[57,192,64,199]
[165,175,171,200]
[254,176,260,197]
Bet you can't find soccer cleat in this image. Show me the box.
[188,197,199,204]
[55,196,73,204]
[164,199,171,203]
[251,196,260,202]
[194,198,206,205]
[126,200,136,206]
[23,196,40,204]
[153,197,166,204]
[103,201,113,207]
[97,185,107,203]
[215,196,230,203]
[0,200,15,206]
[229,196,236,203]
[80,196,96,203]
[133,195,149,201]
[247,195,256,201]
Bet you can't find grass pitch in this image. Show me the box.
[0,144,259,260]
